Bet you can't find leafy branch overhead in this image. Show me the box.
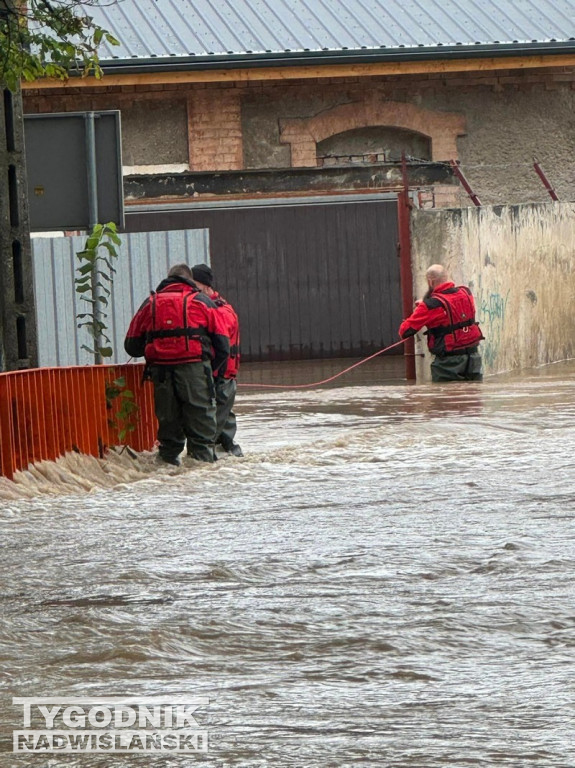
[0,0,119,91]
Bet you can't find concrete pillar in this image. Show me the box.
[0,85,38,371]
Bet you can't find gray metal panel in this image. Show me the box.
[88,0,575,60]
[24,112,124,231]
[31,229,210,367]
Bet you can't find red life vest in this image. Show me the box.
[213,294,240,378]
[424,285,484,354]
[145,284,211,364]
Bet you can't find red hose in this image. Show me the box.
[238,338,408,390]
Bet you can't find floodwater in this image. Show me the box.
[1,357,575,767]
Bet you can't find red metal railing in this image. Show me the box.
[0,364,156,480]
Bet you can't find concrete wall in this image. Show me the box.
[120,98,188,166]
[410,202,575,379]
[0,86,38,370]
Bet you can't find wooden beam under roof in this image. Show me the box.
[21,53,575,90]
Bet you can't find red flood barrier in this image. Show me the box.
[0,364,156,480]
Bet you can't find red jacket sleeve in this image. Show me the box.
[124,299,151,358]
[201,305,230,375]
[398,301,448,338]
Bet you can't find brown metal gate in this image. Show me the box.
[126,198,401,362]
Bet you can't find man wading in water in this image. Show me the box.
[399,264,484,382]
[191,263,243,457]
[124,264,229,465]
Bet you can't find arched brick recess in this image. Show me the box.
[280,99,466,167]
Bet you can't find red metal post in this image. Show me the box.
[449,160,481,207]
[533,159,559,201]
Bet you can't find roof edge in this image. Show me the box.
[99,40,575,74]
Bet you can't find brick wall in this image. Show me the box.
[187,89,243,171]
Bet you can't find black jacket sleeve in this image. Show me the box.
[210,333,230,377]
[124,335,147,358]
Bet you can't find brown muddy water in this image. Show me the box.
[1,357,575,767]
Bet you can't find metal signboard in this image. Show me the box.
[24,111,124,231]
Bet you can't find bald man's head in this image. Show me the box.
[426,264,449,288]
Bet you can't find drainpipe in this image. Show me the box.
[84,112,103,365]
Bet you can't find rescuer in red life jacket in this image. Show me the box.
[124,263,229,465]
[191,264,243,457]
[399,263,484,382]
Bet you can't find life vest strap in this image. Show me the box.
[426,318,478,338]
[146,327,208,342]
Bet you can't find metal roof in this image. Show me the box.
[88,0,575,64]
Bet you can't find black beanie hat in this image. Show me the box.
[192,263,214,287]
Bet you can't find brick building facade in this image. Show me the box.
[22,60,575,208]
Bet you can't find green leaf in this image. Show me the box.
[113,377,127,387]
[101,241,119,257]
[75,221,120,360]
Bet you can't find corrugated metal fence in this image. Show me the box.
[127,198,402,361]
[31,229,210,367]
[0,363,156,480]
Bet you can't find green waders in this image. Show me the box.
[215,377,238,450]
[431,350,483,382]
[151,362,217,463]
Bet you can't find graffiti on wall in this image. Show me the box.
[476,280,510,368]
